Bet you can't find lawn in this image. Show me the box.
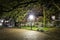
[21,26,38,30]
[20,26,54,31]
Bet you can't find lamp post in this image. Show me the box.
[28,15,35,30]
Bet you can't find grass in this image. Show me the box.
[21,26,38,30]
[0,26,56,32]
[20,26,54,31]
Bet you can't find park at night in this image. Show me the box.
[0,0,60,40]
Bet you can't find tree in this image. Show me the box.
[0,0,60,27]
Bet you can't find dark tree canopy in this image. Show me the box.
[0,0,60,21]
[0,0,60,12]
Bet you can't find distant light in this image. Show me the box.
[1,20,4,22]
[51,16,55,20]
[0,20,4,22]
[0,23,2,26]
[5,21,9,22]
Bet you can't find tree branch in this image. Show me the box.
[53,2,60,11]
[2,0,38,12]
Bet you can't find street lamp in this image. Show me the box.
[28,15,35,30]
[28,15,35,21]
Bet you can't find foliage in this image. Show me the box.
[0,0,60,24]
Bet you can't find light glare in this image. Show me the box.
[28,15,35,20]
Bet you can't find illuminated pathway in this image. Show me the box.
[0,28,52,40]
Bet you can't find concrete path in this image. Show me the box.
[0,28,51,40]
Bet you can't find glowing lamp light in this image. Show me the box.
[1,20,4,22]
[28,15,35,21]
[5,21,9,22]
[0,20,4,22]
[0,23,2,26]
[52,16,55,20]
